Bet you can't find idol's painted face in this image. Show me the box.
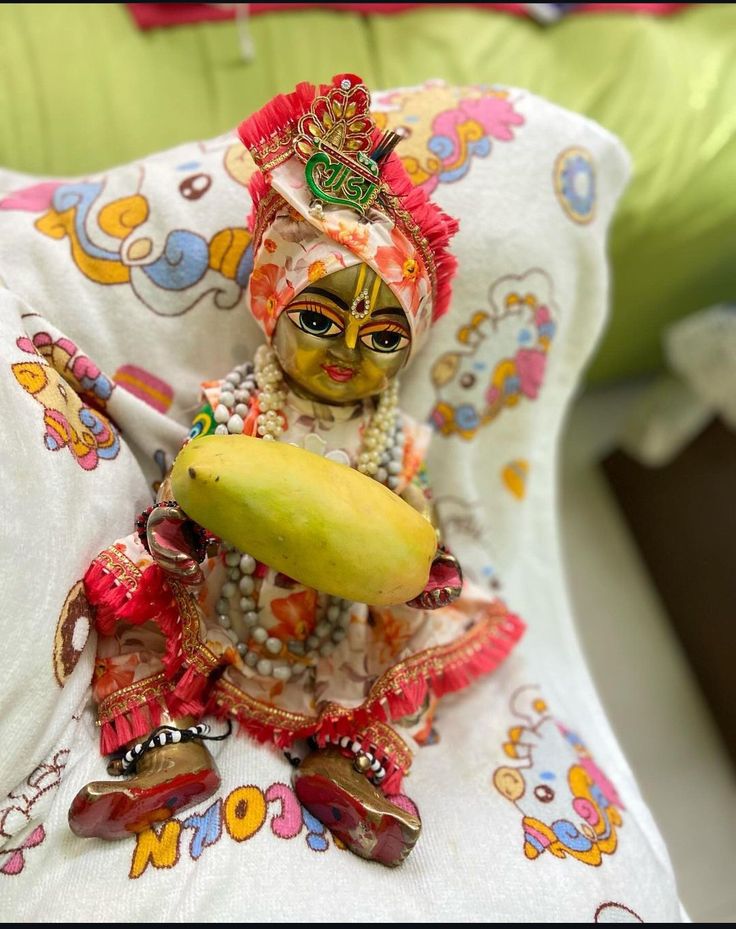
[272,263,411,404]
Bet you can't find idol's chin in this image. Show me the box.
[310,378,371,405]
[282,370,371,406]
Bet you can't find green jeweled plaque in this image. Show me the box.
[304,150,380,215]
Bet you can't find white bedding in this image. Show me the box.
[0,81,684,922]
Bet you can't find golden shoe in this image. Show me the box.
[292,748,421,867]
[69,736,220,840]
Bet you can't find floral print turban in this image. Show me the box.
[238,73,459,359]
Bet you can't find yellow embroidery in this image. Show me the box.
[223,786,267,843]
[129,820,182,878]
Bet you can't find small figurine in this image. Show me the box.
[68,74,525,867]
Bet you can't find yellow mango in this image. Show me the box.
[170,434,436,606]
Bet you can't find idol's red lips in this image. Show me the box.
[322,364,355,382]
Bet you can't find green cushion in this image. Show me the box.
[2,3,734,383]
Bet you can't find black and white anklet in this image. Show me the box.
[322,734,387,783]
[114,720,233,775]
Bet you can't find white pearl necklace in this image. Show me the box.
[211,346,406,679]
[212,361,258,436]
[356,380,404,488]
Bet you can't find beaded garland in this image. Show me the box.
[208,345,409,681]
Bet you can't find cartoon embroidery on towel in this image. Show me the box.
[501,459,529,500]
[151,449,172,498]
[493,686,624,866]
[0,140,255,317]
[0,748,70,875]
[19,328,116,411]
[554,146,596,225]
[112,365,174,414]
[126,781,335,878]
[431,492,504,597]
[430,269,557,440]
[53,580,93,687]
[12,331,120,469]
[372,81,525,193]
[594,902,644,923]
[0,826,46,876]
[126,779,420,879]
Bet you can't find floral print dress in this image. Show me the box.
[86,378,523,788]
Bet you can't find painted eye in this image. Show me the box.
[460,372,476,389]
[534,784,555,803]
[361,330,410,353]
[289,310,341,338]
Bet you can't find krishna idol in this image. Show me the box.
[68,74,525,867]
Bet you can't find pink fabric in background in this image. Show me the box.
[127,3,691,30]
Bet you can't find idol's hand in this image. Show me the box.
[405,545,463,610]
[136,501,218,586]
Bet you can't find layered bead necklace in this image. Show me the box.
[210,345,407,680]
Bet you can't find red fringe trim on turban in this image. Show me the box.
[238,73,459,322]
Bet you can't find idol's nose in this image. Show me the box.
[328,334,360,364]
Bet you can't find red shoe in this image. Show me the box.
[68,740,220,840]
[292,748,421,867]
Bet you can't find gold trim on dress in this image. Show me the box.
[208,608,513,736]
[171,581,221,676]
[359,720,413,772]
[96,546,143,590]
[97,671,171,726]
